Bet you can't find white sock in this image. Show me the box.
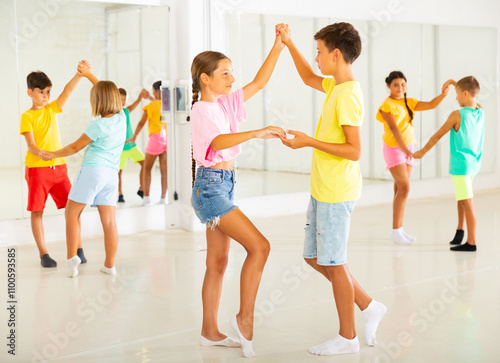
[100,265,116,275]
[363,300,387,346]
[141,196,151,206]
[391,228,412,245]
[199,335,240,347]
[159,197,166,204]
[67,255,81,278]
[230,316,256,358]
[308,335,359,355]
[401,228,416,242]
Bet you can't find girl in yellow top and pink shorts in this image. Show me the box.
[377,71,449,245]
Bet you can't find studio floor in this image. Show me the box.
[1,190,499,363]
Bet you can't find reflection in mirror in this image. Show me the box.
[1,1,170,220]
[221,13,497,199]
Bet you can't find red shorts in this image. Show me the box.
[25,165,71,212]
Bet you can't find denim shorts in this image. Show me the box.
[191,167,237,227]
[69,165,119,207]
[303,196,355,266]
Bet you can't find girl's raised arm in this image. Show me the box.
[242,27,285,102]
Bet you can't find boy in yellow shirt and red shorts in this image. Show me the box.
[20,62,93,267]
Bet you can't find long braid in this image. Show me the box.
[191,80,200,187]
[403,92,414,125]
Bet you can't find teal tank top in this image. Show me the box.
[449,107,484,175]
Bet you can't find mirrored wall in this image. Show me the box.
[1,0,170,220]
[216,12,497,198]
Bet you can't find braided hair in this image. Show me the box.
[190,51,230,186]
[385,71,414,125]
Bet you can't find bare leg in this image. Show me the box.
[31,211,47,257]
[143,153,157,197]
[461,198,476,245]
[304,258,371,310]
[96,205,118,267]
[216,208,270,341]
[158,151,168,198]
[138,160,144,192]
[118,169,123,196]
[389,164,411,229]
[201,226,231,341]
[325,264,356,339]
[457,200,465,230]
[65,200,86,259]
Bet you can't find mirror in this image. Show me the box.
[218,12,497,198]
[1,0,171,220]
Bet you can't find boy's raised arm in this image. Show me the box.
[278,23,324,92]
[126,91,144,113]
[56,72,83,110]
[77,61,99,85]
[242,25,285,102]
[414,110,461,159]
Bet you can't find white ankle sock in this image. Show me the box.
[363,300,387,346]
[401,228,416,242]
[391,228,412,244]
[67,255,81,278]
[199,335,240,347]
[141,196,151,206]
[100,265,116,275]
[308,335,359,355]
[230,316,256,358]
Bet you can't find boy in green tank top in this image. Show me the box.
[414,76,484,252]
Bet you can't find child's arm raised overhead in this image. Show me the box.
[126,91,144,113]
[242,25,285,102]
[280,125,361,161]
[413,110,461,159]
[39,134,92,160]
[379,111,414,157]
[77,60,99,85]
[278,23,324,92]
[414,79,450,111]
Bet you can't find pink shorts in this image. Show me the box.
[145,129,167,155]
[383,143,416,170]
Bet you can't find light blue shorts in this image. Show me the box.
[69,165,119,207]
[191,167,237,228]
[303,196,355,266]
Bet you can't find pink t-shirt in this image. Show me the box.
[191,88,247,167]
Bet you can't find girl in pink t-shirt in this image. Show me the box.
[190,30,286,358]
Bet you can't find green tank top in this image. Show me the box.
[449,107,484,175]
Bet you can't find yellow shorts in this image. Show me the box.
[119,146,145,170]
[451,175,474,201]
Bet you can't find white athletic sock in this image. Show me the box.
[141,196,151,206]
[308,335,359,355]
[391,228,412,245]
[199,335,240,347]
[401,228,417,242]
[159,197,166,205]
[67,255,81,278]
[100,265,116,275]
[363,300,387,346]
[230,316,256,358]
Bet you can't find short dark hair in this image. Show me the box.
[152,80,162,91]
[456,76,480,96]
[118,88,127,96]
[314,22,362,64]
[27,71,52,90]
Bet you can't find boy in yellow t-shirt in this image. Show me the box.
[20,62,97,268]
[278,22,386,355]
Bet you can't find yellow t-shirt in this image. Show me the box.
[142,100,165,135]
[20,100,66,168]
[376,97,419,147]
[310,78,363,204]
